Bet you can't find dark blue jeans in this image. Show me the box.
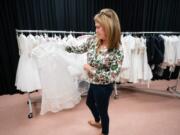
[86,83,113,135]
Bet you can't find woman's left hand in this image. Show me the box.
[83,64,92,72]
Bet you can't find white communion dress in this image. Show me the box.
[32,40,81,115]
[15,34,41,92]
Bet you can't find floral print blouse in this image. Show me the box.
[65,36,124,85]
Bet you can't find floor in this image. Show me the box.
[0,80,180,135]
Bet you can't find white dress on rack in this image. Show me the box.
[15,34,41,92]
[65,35,90,94]
[161,35,176,66]
[177,36,180,65]
[118,35,152,83]
[65,35,89,80]
[169,36,179,66]
[32,40,81,115]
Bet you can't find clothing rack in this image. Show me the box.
[122,31,180,34]
[15,29,95,35]
[16,29,180,34]
[16,29,95,118]
[16,29,180,118]
[114,31,180,99]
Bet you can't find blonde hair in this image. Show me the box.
[94,8,121,51]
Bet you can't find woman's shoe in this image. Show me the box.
[88,120,102,128]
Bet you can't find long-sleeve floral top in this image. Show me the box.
[65,36,124,85]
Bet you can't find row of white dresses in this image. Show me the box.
[118,35,153,83]
[16,33,180,114]
[117,35,180,84]
[15,34,90,115]
[160,35,180,67]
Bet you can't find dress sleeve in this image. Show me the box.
[65,36,94,54]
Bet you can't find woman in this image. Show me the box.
[66,8,123,135]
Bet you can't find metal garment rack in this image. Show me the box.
[114,31,180,99]
[16,29,94,118]
[115,70,180,99]
[122,31,180,35]
[16,29,180,118]
[16,29,95,35]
